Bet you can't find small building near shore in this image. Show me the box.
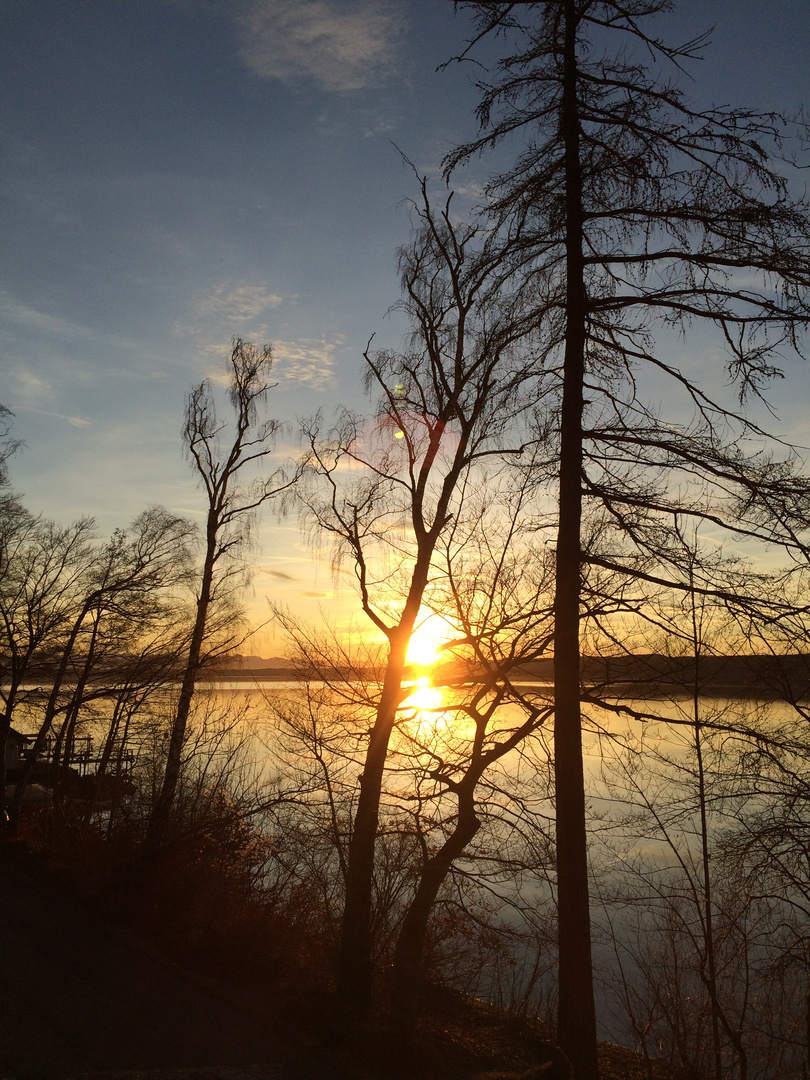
[4,728,32,773]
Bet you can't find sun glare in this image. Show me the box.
[405,615,453,668]
[406,634,440,667]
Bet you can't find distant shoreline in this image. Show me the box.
[11,652,808,700]
[206,677,807,701]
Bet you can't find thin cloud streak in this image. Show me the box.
[0,293,99,342]
[194,284,284,320]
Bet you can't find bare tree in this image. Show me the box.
[0,507,95,824]
[7,507,194,826]
[300,177,552,1021]
[585,534,810,1078]
[446,4,810,1073]
[146,339,297,850]
[388,477,558,1031]
[267,582,558,1037]
[0,404,20,489]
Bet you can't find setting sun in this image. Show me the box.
[406,634,439,667]
[405,614,454,668]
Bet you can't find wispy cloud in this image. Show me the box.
[0,293,97,341]
[5,369,92,429]
[176,281,339,389]
[271,338,338,387]
[236,0,403,92]
[10,399,93,428]
[176,281,288,361]
[0,292,150,361]
[193,283,284,321]
[184,334,339,390]
[11,368,55,409]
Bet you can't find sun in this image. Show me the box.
[406,633,440,667]
[405,615,453,668]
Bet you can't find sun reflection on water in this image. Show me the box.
[402,675,444,713]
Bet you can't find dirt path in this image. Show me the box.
[0,852,346,1080]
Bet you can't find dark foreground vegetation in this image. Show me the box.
[1,820,678,1080]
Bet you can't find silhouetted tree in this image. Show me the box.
[300,177,552,1022]
[446,3,810,1074]
[7,506,194,825]
[0,404,19,488]
[0,507,95,823]
[146,339,296,850]
[389,478,557,1031]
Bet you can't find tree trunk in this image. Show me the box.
[337,629,410,1019]
[52,612,100,808]
[336,531,442,1022]
[553,3,598,1077]
[146,516,216,850]
[0,708,11,831]
[391,793,480,1034]
[10,601,91,821]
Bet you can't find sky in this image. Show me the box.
[1,0,809,649]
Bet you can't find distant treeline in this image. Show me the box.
[205,652,810,700]
[513,653,810,699]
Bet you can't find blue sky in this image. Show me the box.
[1,0,809,642]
